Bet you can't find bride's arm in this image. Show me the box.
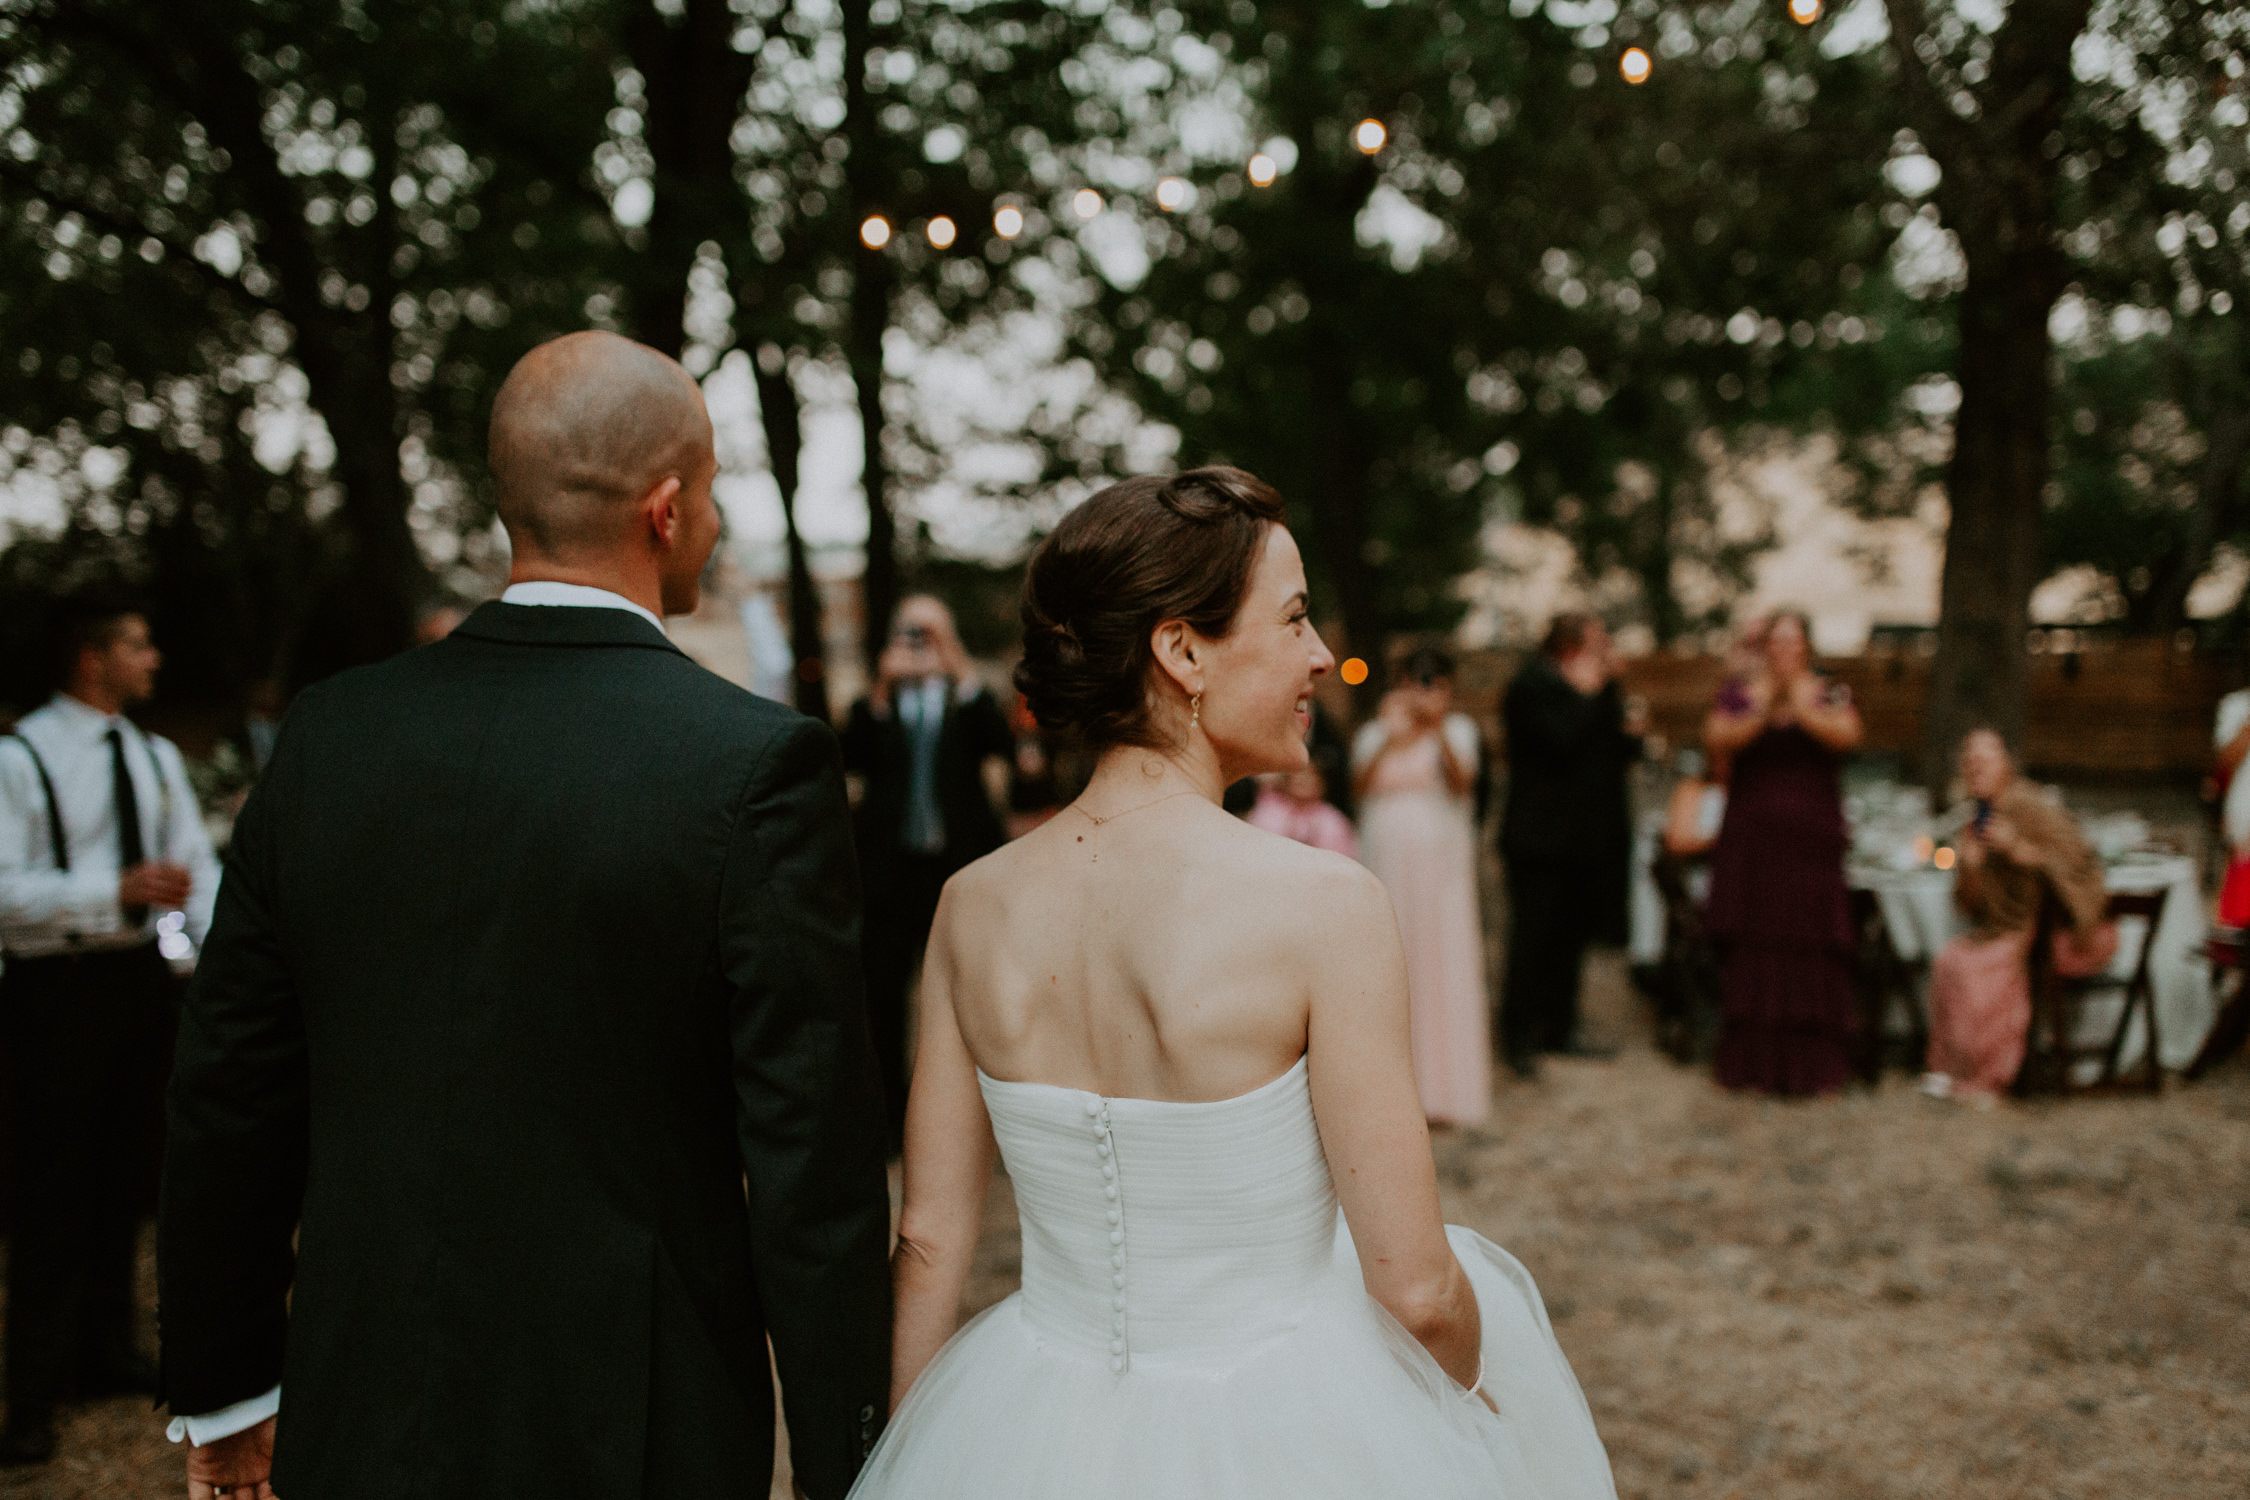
[888,893,998,1411]
[1302,864,1486,1395]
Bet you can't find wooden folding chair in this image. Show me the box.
[1848,887,1926,1083]
[2018,886,2167,1096]
[2186,929,2250,1080]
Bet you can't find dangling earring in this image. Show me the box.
[1190,694,1202,731]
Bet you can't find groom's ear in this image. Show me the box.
[639,474,685,547]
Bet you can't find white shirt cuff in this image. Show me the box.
[166,1384,281,1446]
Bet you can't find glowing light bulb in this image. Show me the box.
[1353,118,1387,155]
[1072,187,1103,220]
[1619,47,1652,85]
[926,215,957,249]
[993,204,1025,239]
[859,214,891,249]
[1155,177,1190,212]
[1789,0,1822,22]
[1247,153,1278,187]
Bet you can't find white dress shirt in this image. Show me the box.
[499,580,666,635]
[165,582,665,1448]
[0,694,219,961]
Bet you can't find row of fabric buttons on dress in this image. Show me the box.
[1086,1094,1128,1374]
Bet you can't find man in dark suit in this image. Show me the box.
[1499,613,1643,1078]
[157,331,893,1500]
[839,597,1013,1150]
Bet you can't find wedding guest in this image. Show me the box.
[1498,614,1641,1078]
[1922,729,2114,1100]
[1246,763,1358,859]
[1701,610,1864,1096]
[1353,647,1488,1123]
[2214,686,2250,926]
[839,596,1014,1149]
[1663,747,1728,866]
[0,596,218,1466]
[1003,692,1064,839]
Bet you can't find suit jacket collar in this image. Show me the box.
[453,601,685,656]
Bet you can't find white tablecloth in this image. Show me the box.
[1849,854,2213,1071]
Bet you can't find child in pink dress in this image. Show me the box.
[1245,766,1359,860]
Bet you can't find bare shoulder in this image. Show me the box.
[1215,813,1393,926]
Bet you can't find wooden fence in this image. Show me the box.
[1435,639,2237,780]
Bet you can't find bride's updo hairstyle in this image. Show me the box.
[1016,465,1286,751]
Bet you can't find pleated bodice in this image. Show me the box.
[976,1056,1338,1371]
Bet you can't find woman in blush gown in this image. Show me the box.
[1353,647,1491,1125]
[1700,611,1865,1096]
[848,468,1614,1500]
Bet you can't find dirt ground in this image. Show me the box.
[10,953,2249,1500]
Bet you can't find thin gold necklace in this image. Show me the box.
[1068,789,1201,827]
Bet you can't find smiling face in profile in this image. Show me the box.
[1182,524,1335,781]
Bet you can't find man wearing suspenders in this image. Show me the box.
[0,598,219,1466]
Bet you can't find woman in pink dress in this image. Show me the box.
[1353,648,1490,1124]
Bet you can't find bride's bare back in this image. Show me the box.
[885,471,1483,1415]
[932,792,1370,1103]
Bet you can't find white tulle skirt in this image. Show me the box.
[847,1223,1617,1499]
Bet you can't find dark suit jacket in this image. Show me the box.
[1500,655,1641,936]
[838,683,1013,884]
[157,602,893,1500]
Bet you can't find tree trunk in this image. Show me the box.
[1894,0,2092,790]
[1920,259,2055,783]
[752,347,830,723]
[629,0,749,361]
[839,0,896,667]
[178,21,420,673]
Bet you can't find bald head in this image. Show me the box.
[489,331,713,560]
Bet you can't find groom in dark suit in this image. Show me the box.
[156,332,893,1499]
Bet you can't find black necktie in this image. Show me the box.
[108,727,148,926]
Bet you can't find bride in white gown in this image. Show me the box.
[848,466,1615,1499]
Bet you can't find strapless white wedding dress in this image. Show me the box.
[847,1056,1616,1498]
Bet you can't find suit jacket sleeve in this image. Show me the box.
[719,717,893,1499]
[156,708,312,1417]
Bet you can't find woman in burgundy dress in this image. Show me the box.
[1700,612,1865,1095]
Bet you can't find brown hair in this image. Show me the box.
[1539,612,1597,660]
[1016,465,1287,750]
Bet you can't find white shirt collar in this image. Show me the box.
[499,581,666,636]
[46,692,128,736]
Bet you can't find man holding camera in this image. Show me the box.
[838,597,1014,1151]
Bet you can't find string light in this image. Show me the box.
[1247,153,1278,186]
[993,204,1025,239]
[926,215,957,249]
[859,214,891,249]
[1155,176,1190,212]
[1353,119,1387,155]
[1072,187,1104,219]
[1789,0,1822,22]
[1619,47,1652,84]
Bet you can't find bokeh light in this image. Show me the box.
[1934,846,1957,871]
[858,214,891,249]
[1620,48,1652,85]
[1247,153,1278,187]
[1353,119,1387,155]
[1155,176,1190,212]
[993,204,1025,239]
[1072,187,1104,220]
[926,215,957,249]
[1789,0,1823,23]
[1340,658,1369,686]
